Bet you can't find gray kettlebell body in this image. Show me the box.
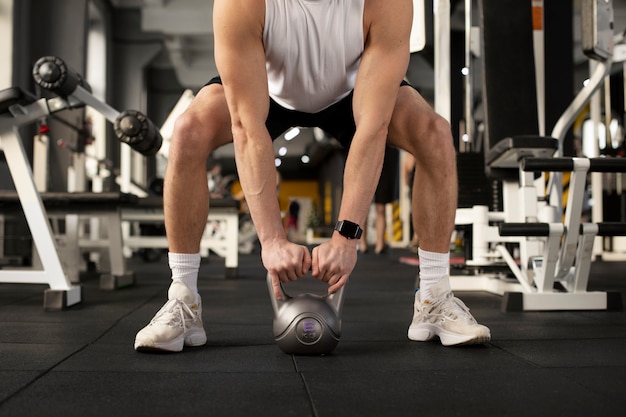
[267,273,347,355]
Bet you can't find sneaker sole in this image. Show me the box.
[135,329,207,353]
[134,337,185,353]
[184,329,208,347]
[408,324,490,347]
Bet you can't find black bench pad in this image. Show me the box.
[486,136,559,169]
[0,191,138,212]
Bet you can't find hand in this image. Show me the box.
[311,237,357,294]
[262,239,312,300]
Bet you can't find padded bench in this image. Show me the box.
[0,190,138,210]
[121,196,240,278]
[0,191,138,290]
[485,136,559,180]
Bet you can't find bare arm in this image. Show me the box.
[345,0,412,224]
[214,0,311,290]
[313,0,413,291]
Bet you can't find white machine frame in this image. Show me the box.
[121,198,240,278]
[448,0,626,311]
[0,54,165,309]
[0,92,82,310]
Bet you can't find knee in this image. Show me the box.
[168,112,214,164]
[424,114,454,152]
[408,114,455,166]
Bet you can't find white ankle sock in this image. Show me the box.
[418,248,449,302]
[169,252,201,295]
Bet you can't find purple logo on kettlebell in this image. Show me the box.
[296,318,322,344]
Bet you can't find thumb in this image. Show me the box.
[311,246,320,277]
[301,246,312,275]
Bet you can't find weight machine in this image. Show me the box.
[449,0,626,311]
[0,56,162,310]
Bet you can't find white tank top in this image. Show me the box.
[263,0,365,113]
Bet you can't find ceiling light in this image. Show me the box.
[284,127,300,141]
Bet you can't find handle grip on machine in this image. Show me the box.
[32,56,91,96]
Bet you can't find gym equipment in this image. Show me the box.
[451,0,626,311]
[32,56,162,157]
[122,197,240,278]
[0,87,81,309]
[0,55,164,310]
[0,190,138,288]
[266,273,347,355]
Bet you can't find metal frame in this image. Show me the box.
[0,97,82,310]
[121,202,240,278]
[447,0,626,311]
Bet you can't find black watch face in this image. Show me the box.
[344,222,358,237]
[337,221,361,239]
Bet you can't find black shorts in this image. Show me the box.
[206,76,412,149]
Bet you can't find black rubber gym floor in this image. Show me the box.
[1,247,625,416]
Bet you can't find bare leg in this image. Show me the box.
[389,86,490,346]
[134,84,235,353]
[388,87,456,254]
[165,85,234,253]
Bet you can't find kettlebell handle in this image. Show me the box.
[266,272,290,315]
[326,282,347,316]
[265,272,348,316]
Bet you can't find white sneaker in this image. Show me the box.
[134,280,207,352]
[408,279,491,346]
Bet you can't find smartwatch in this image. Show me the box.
[334,220,363,240]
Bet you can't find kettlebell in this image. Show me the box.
[267,273,347,355]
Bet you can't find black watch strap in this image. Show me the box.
[334,220,363,240]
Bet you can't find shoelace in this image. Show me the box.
[426,293,477,324]
[151,298,199,330]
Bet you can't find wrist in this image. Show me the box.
[334,220,363,240]
[330,233,360,251]
[259,230,289,247]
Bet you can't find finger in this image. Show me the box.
[270,273,284,300]
[311,246,320,277]
[274,269,290,284]
[328,274,342,287]
[327,276,346,294]
[286,267,298,281]
[301,246,312,275]
[318,270,331,283]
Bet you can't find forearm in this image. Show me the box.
[340,4,410,231]
[334,0,412,230]
[214,0,281,245]
[336,129,387,233]
[232,126,285,245]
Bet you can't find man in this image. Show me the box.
[135,0,490,352]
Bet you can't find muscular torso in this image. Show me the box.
[263,0,367,113]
